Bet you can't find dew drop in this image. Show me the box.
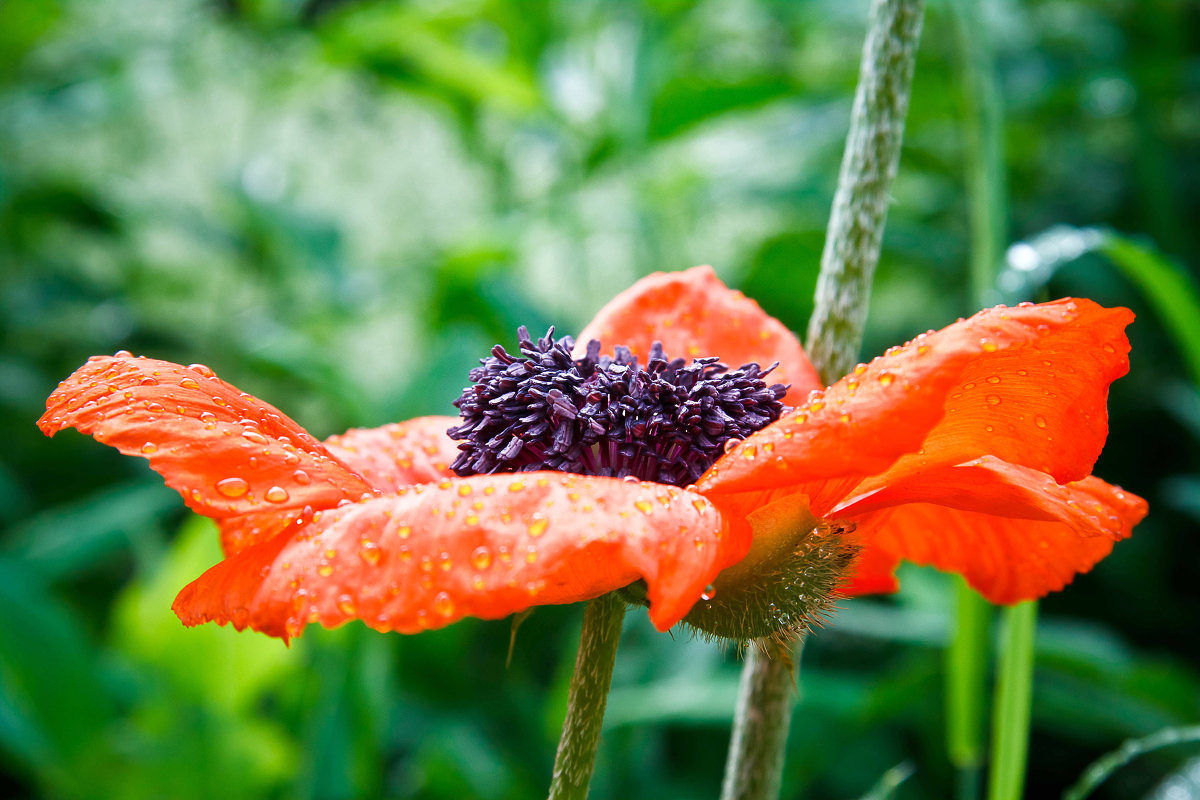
[1035,415,1047,429]
[139,377,159,386]
[141,442,158,454]
[114,350,133,358]
[337,594,357,615]
[359,541,382,565]
[508,480,525,493]
[216,477,249,498]
[742,445,757,459]
[622,475,640,484]
[525,548,538,564]
[144,401,164,413]
[188,363,215,378]
[527,516,549,537]
[634,500,654,515]
[293,469,311,485]
[701,584,716,601]
[986,394,1002,406]
[242,429,268,445]
[980,339,998,353]
[439,552,453,571]
[471,546,492,570]
[265,486,289,503]
[318,565,333,577]
[877,372,895,387]
[723,438,742,454]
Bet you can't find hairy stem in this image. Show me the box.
[719,639,802,800]
[721,1,926,798]
[804,0,927,385]
[547,594,626,800]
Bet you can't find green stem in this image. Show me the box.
[945,5,1007,798]
[721,1,926,797]
[719,639,803,800]
[986,601,1037,800]
[547,594,626,800]
[804,0,928,385]
[946,578,992,800]
[948,0,1007,306]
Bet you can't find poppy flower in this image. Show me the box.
[39,266,1146,642]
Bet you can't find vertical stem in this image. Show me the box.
[946,578,991,800]
[986,601,1037,800]
[949,0,1007,306]
[548,594,626,800]
[945,4,1005,798]
[721,1,925,798]
[719,639,803,800]
[804,0,928,385]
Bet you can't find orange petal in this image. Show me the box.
[698,299,1133,498]
[834,458,1147,603]
[39,354,374,519]
[219,416,464,556]
[173,473,742,638]
[324,416,461,492]
[576,265,822,403]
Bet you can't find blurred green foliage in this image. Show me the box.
[1,0,1198,798]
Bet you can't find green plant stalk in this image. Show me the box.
[804,0,927,385]
[720,1,926,798]
[547,593,626,800]
[945,2,1006,795]
[986,601,1037,800]
[948,0,1007,306]
[946,579,992,800]
[720,640,803,800]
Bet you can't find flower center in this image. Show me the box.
[448,326,788,486]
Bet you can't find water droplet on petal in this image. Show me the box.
[337,594,357,615]
[622,475,640,484]
[701,584,716,601]
[188,364,215,378]
[723,438,742,454]
[359,541,382,565]
[986,394,1002,406]
[528,516,549,537]
[1035,415,1047,429]
[141,442,158,454]
[634,500,653,515]
[242,429,268,445]
[471,546,492,570]
[877,372,895,387]
[139,377,158,386]
[216,477,249,498]
[265,486,289,503]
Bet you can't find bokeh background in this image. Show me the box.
[2,0,1198,798]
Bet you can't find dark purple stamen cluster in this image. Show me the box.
[447,326,788,487]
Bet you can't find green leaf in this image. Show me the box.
[1063,725,1200,800]
[0,557,114,793]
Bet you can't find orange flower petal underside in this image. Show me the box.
[324,416,462,492]
[699,300,1133,499]
[173,473,741,638]
[39,355,374,518]
[575,265,822,403]
[835,458,1147,603]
